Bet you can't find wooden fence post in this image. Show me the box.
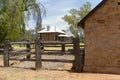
[61,43,65,54]
[26,40,31,59]
[72,37,83,72]
[4,40,10,67]
[35,38,42,70]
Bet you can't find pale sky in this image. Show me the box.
[27,0,102,30]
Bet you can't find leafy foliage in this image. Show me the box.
[16,29,36,41]
[62,2,91,39]
[0,0,45,47]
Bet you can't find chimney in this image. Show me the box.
[47,25,50,31]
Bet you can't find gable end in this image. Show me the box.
[78,0,107,29]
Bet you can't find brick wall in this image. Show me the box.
[84,0,120,74]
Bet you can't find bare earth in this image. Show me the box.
[0,54,120,80]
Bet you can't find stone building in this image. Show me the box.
[78,0,120,74]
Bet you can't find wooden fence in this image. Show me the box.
[4,40,35,67]
[3,37,84,72]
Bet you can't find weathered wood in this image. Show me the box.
[9,58,35,61]
[4,40,10,67]
[9,51,32,54]
[9,59,73,63]
[41,41,72,44]
[61,44,65,54]
[41,51,73,55]
[26,40,31,59]
[72,37,83,73]
[10,41,34,44]
[35,38,42,70]
[42,59,73,63]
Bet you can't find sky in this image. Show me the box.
[27,0,102,30]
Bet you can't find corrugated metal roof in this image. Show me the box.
[59,34,70,37]
[38,27,65,34]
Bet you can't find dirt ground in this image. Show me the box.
[0,54,120,80]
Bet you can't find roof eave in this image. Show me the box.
[77,0,107,29]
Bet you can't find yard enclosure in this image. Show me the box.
[3,38,84,72]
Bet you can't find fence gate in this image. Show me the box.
[3,37,84,72]
[35,37,84,72]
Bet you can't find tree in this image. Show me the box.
[23,0,46,33]
[16,29,36,41]
[62,2,91,40]
[0,0,45,47]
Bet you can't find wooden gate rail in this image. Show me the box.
[41,41,73,54]
[4,40,35,67]
[3,38,84,72]
[36,38,84,72]
[10,41,34,44]
[41,51,73,55]
[8,58,73,63]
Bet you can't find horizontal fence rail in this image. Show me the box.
[41,41,73,44]
[10,41,35,44]
[3,38,84,72]
[9,58,73,63]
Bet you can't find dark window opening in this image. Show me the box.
[118,2,120,5]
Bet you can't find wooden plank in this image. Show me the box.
[44,50,62,51]
[41,51,73,55]
[45,45,61,47]
[35,38,42,70]
[72,37,83,73]
[26,40,31,59]
[42,59,73,63]
[4,40,10,67]
[9,58,35,61]
[61,44,65,54]
[10,41,34,44]
[9,51,34,54]
[9,59,73,63]
[41,41,72,44]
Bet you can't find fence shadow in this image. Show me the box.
[0,51,3,55]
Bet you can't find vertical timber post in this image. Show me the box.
[35,38,42,70]
[61,43,65,54]
[72,37,83,72]
[4,40,10,67]
[26,40,31,59]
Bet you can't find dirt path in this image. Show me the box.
[0,68,119,80]
[0,54,120,80]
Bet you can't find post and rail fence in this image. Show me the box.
[3,37,84,72]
